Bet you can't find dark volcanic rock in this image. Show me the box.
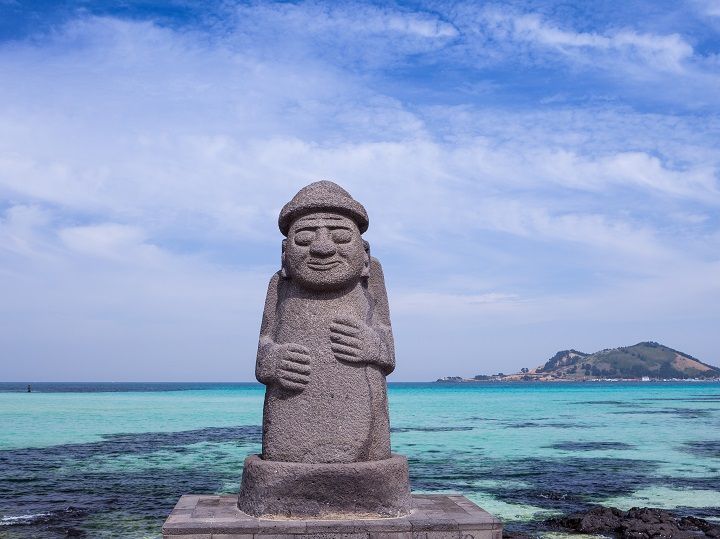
[502,530,533,539]
[548,506,720,538]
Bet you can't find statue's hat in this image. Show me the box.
[279,181,369,236]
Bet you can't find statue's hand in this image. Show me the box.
[330,316,382,367]
[276,343,311,393]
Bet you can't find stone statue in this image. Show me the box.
[164,181,502,538]
[238,181,411,518]
[257,181,394,464]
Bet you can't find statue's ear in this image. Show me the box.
[361,240,370,279]
[280,239,288,279]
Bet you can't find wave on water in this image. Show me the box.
[0,507,85,526]
[0,513,51,526]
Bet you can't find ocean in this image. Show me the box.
[1,382,719,538]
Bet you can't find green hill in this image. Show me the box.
[533,341,720,380]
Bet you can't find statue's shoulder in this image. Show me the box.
[369,256,386,282]
[269,271,282,285]
[265,271,285,298]
[368,256,388,298]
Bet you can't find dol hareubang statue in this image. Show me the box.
[163,181,502,538]
[238,181,411,517]
[258,181,394,463]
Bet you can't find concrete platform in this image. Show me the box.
[162,494,502,539]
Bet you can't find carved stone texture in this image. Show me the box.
[238,181,411,518]
[238,454,412,518]
[257,181,395,464]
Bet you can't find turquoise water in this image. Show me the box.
[1,382,719,537]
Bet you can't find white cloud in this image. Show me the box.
[232,2,459,39]
[59,224,154,260]
[1,18,715,255]
[393,291,522,315]
[0,9,719,379]
[0,205,270,381]
[469,200,672,261]
[524,149,718,201]
[1,17,715,245]
[694,0,720,17]
[0,205,55,262]
[460,5,720,99]
[222,1,458,70]
[502,13,694,71]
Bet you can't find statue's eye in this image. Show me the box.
[331,229,352,244]
[294,230,314,246]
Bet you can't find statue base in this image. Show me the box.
[238,454,412,518]
[162,493,502,539]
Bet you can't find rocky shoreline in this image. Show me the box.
[505,506,720,538]
[436,376,720,383]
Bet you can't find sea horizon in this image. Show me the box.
[2,379,719,392]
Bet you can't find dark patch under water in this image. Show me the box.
[410,453,720,536]
[504,421,581,429]
[546,441,634,451]
[0,426,261,538]
[611,407,714,418]
[570,400,626,405]
[409,454,662,511]
[638,394,720,402]
[682,440,720,459]
[391,426,475,432]
[1,425,261,461]
[398,418,589,430]
[2,425,719,538]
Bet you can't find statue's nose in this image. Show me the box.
[309,230,336,257]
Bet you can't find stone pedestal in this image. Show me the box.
[163,494,502,539]
[238,454,411,518]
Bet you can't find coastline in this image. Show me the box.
[436,376,720,383]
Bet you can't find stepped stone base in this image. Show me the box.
[162,494,502,539]
[238,454,411,518]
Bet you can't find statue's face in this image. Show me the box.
[284,212,368,291]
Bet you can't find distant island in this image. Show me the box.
[437,341,720,382]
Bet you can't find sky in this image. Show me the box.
[0,0,719,382]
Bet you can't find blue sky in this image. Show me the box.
[1,0,719,381]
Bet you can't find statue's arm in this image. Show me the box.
[255,273,312,392]
[255,273,281,385]
[331,258,396,375]
[370,323,395,376]
[368,257,395,376]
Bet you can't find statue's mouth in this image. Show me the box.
[306,260,342,271]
